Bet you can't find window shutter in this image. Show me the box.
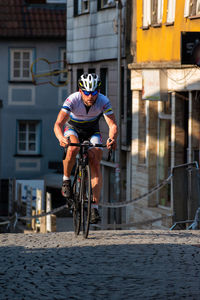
[157,0,164,23]
[184,0,190,17]
[167,0,176,23]
[196,0,200,14]
[143,0,151,26]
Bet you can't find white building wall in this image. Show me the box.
[67,0,118,64]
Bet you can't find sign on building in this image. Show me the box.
[142,70,168,101]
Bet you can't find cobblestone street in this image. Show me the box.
[0,229,200,299]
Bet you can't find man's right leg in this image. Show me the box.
[62,133,79,198]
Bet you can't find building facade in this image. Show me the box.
[0,0,66,212]
[129,0,200,228]
[66,0,133,225]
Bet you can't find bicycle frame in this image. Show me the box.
[63,139,111,238]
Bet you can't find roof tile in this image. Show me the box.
[0,0,66,38]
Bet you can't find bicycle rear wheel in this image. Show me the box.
[72,166,81,236]
[80,165,92,238]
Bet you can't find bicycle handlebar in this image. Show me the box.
[67,142,107,148]
[63,139,113,161]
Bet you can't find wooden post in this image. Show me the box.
[26,186,32,229]
[40,211,46,233]
[31,209,36,231]
[17,183,22,214]
[36,189,42,232]
[8,179,14,215]
[51,215,56,232]
[46,192,52,232]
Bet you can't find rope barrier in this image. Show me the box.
[18,204,69,221]
[91,214,173,229]
[0,213,17,226]
[0,174,172,229]
[99,174,172,208]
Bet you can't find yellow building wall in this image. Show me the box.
[137,0,200,63]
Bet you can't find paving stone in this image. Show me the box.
[0,230,200,299]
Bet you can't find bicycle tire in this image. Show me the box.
[80,165,92,238]
[72,165,81,236]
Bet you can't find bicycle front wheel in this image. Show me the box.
[80,165,92,238]
[72,166,81,236]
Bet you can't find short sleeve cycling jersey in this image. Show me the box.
[61,92,113,134]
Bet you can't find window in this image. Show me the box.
[151,0,164,25]
[10,49,33,81]
[17,120,41,155]
[167,0,176,23]
[100,68,108,96]
[98,0,115,9]
[88,68,95,74]
[60,49,67,82]
[196,0,200,14]
[184,0,200,17]
[143,0,164,27]
[143,0,151,27]
[74,0,89,15]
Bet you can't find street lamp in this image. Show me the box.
[108,0,122,224]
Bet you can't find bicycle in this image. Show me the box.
[64,139,112,238]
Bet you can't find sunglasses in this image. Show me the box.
[82,90,98,96]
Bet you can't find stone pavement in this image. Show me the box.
[0,230,200,300]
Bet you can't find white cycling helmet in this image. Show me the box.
[78,73,101,92]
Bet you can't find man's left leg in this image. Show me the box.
[88,148,103,223]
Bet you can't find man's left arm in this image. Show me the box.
[104,113,118,150]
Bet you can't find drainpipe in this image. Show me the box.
[115,0,122,224]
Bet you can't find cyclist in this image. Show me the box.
[54,73,118,223]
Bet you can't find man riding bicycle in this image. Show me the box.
[54,73,118,224]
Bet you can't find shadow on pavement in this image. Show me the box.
[0,234,200,299]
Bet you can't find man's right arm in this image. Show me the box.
[54,110,69,147]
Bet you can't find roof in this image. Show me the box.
[0,0,66,39]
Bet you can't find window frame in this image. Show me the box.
[184,0,200,18]
[196,0,200,15]
[74,0,90,16]
[16,120,41,155]
[10,48,34,82]
[143,0,164,28]
[97,0,115,10]
[151,0,164,26]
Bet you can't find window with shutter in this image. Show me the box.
[167,0,176,23]
[151,0,158,24]
[74,0,89,15]
[188,0,200,17]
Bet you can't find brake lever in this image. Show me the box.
[107,138,113,162]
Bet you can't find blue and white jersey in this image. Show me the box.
[61,92,113,132]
